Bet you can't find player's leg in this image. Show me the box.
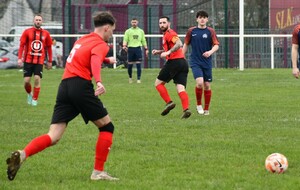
[24,123,67,158]
[77,79,118,181]
[176,84,191,119]
[195,77,204,114]
[31,64,43,106]
[127,47,134,83]
[174,59,191,119]
[155,79,176,116]
[203,68,212,115]
[155,79,172,104]
[192,66,205,114]
[136,63,142,83]
[6,79,76,180]
[91,115,118,181]
[52,60,57,69]
[155,62,176,116]
[127,63,133,83]
[135,47,143,83]
[23,63,33,105]
[6,123,67,181]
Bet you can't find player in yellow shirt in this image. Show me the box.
[123,18,148,83]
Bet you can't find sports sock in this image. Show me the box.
[127,64,133,78]
[156,84,171,103]
[204,89,212,110]
[195,87,203,106]
[32,87,40,100]
[25,83,32,94]
[94,131,113,171]
[178,91,189,111]
[136,63,142,80]
[24,134,52,158]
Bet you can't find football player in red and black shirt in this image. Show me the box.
[18,14,52,106]
[7,11,119,181]
[152,16,191,119]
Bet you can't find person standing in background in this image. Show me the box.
[51,38,58,69]
[17,14,53,106]
[292,24,300,79]
[183,10,219,116]
[123,18,148,83]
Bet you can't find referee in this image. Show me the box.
[123,18,148,83]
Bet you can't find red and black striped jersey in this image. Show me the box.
[18,27,52,64]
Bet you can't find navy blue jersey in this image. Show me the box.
[184,26,219,68]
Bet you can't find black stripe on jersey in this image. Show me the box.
[37,30,42,64]
[30,30,36,63]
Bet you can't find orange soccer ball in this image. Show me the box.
[265,153,288,174]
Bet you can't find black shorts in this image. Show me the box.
[23,63,43,78]
[157,58,189,87]
[51,77,108,124]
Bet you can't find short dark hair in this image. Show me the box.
[93,11,116,27]
[196,10,208,18]
[159,16,170,22]
[35,13,43,18]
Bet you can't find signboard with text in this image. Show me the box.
[270,0,300,32]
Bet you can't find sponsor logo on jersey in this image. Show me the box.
[31,40,43,52]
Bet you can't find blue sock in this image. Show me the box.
[136,63,141,80]
[128,64,133,78]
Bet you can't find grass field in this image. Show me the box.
[1,68,300,190]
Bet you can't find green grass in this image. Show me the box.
[1,68,300,190]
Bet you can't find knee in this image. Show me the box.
[196,83,203,89]
[34,76,40,85]
[34,75,40,80]
[176,84,185,92]
[51,139,60,145]
[48,135,61,145]
[155,79,164,87]
[204,82,211,90]
[99,122,114,133]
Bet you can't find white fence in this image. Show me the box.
[0,34,293,69]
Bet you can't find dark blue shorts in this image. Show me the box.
[191,65,213,82]
[23,63,43,78]
[127,47,142,62]
[157,58,189,87]
[51,77,108,124]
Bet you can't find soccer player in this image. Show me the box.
[152,16,191,119]
[182,10,219,116]
[6,11,119,181]
[17,14,53,106]
[292,24,300,79]
[123,18,148,83]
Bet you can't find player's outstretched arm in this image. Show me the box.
[152,49,163,55]
[104,57,117,64]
